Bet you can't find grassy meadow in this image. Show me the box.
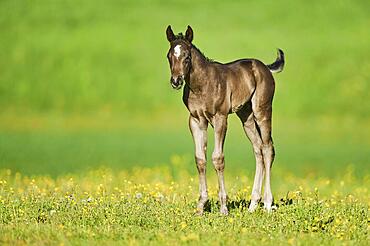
[0,167,368,245]
[0,0,369,245]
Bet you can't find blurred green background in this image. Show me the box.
[0,0,369,177]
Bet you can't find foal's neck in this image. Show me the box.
[187,45,211,93]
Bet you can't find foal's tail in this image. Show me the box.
[267,49,285,73]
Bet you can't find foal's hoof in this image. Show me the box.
[194,207,204,216]
[263,203,277,213]
[248,200,259,213]
[220,207,229,216]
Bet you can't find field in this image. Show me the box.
[0,167,368,245]
[0,0,369,245]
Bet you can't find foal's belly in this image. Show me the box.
[228,67,256,113]
[230,81,255,113]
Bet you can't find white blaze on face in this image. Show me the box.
[174,45,181,59]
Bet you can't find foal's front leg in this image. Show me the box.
[189,116,208,215]
[212,115,228,215]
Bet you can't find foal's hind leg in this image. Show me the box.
[189,116,209,215]
[237,103,265,212]
[253,104,275,212]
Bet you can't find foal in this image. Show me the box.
[166,25,284,215]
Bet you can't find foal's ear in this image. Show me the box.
[185,25,193,42]
[166,25,176,42]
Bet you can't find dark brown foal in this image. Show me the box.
[166,25,285,215]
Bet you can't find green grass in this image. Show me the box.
[0,114,369,177]
[0,167,368,245]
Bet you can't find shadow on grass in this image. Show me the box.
[202,197,294,213]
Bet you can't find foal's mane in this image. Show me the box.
[175,33,214,63]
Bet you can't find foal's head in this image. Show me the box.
[166,25,193,90]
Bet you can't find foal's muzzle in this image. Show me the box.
[170,75,184,90]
